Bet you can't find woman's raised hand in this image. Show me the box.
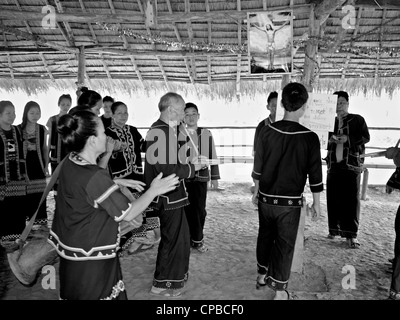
[114,178,146,192]
[149,173,180,196]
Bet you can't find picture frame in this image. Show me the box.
[247,10,294,75]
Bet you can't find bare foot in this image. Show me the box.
[273,290,289,300]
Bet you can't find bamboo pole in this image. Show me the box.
[77,46,86,88]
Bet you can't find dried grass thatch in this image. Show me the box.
[0,0,399,100]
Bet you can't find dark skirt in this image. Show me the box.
[0,194,27,243]
[59,256,127,300]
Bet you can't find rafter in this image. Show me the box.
[39,52,55,81]
[205,0,212,85]
[100,53,112,79]
[78,0,99,45]
[375,8,387,80]
[137,0,170,91]
[43,0,74,47]
[0,5,313,24]
[129,56,145,89]
[166,0,195,85]
[236,0,241,99]
[341,7,363,79]
[3,32,14,79]
[53,0,75,46]
[0,23,77,53]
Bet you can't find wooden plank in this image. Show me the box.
[77,46,86,86]
[375,8,387,80]
[137,0,170,91]
[3,32,14,79]
[236,0,241,99]
[341,7,363,79]
[0,23,77,53]
[39,52,55,81]
[0,5,313,24]
[100,53,112,79]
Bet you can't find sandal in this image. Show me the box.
[150,286,183,298]
[127,242,154,255]
[347,238,360,249]
[192,244,209,253]
[256,274,267,290]
[273,290,291,300]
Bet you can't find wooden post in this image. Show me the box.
[77,46,86,88]
[361,167,369,200]
[291,197,307,274]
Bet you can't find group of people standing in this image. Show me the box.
[1,87,220,300]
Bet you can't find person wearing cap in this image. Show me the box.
[180,102,220,253]
[325,91,370,248]
[251,82,323,300]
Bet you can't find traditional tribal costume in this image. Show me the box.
[105,123,159,254]
[179,127,220,249]
[252,121,323,291]
[0,126,27,245]
[18,124,48,226]
[325,113,370,239]
[48,152,131,300]
[144,119,195,290]
[47,115,68,175]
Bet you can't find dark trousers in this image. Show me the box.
[185,180,208,247]
[256,202,301,291]
[153,205,190,289]
[390,205,400,297]
[327,167,361,238]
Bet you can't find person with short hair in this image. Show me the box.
[48,110,179,300]
[144,92,206,298]
[253,91,278,157]
[325,91,370,248]
[251,82,323,300]
[101,96,115,129]
[180,102,220,253]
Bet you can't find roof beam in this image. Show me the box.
[78,0,99,45]
[0,23,77,53]
[166,0,195,85]
[129,56,145,88]
[39,52,55,81]
[100,53,112,79]
[0,5,313,24]
[342,7,363,79]
[137,0,170,91]
[53,0,75,46]
[185,0,197,84]
[354,0,400,8]
[375,8,387,80]
[3,32,14,79]
[205,0,212,85]
[236,0,241,99]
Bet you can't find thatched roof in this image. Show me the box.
[0,0,400,99]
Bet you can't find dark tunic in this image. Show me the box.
[18,124,47,225]
[252,120,323,290]
[48,153,131,300]
[325,113,370,238]
[143,119,195,289]
[47,115,68,174]
[253,116,273,155]
[0,126,27,243]
[101,115,112,129]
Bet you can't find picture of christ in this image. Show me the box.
[248,11,293,74]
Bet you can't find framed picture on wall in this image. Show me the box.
[247,10,293,75]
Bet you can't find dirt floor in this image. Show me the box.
[0,182,398,301]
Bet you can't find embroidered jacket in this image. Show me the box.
[47,115,68,166]
[144,119,195,210]
[105,124,144,179]
[325,113,370,173]
[48,153,132,261]
[252,120,324,204]
[179,127,220,182]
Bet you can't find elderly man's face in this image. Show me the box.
[168,97,186,124]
